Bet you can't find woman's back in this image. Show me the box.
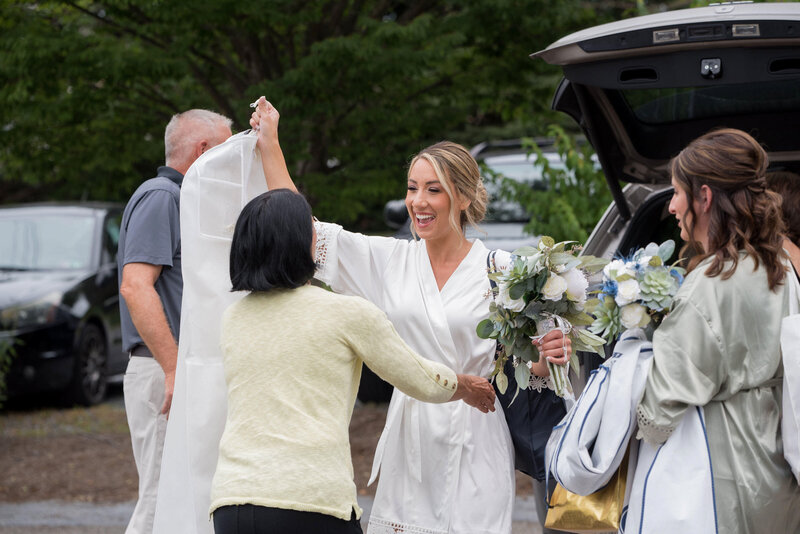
[211,284,457,522]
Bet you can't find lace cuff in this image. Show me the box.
[528,374,554,393]
[635,404,675,446]
[314,221,342,284]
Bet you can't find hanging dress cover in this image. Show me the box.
[152,131,267,534]
[545,328,717,533]
[781,264,800,483]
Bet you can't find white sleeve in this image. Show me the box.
[314,221,406,304]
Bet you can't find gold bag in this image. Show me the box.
[544,447,629,533]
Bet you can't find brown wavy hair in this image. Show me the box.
[766,170,800,246]
[408,141,488,238]
[670,128,787,290]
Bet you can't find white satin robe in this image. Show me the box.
[314,223,515,534]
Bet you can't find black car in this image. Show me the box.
[0,203,127,405]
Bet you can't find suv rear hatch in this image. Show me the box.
[532,2,800,220]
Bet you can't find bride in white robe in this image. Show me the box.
[250,98,571,534]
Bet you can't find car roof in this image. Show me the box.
[535,2,800,66]
[0,202,124,214]
[532,2,800,219]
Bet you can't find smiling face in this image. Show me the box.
[405,159,465,242]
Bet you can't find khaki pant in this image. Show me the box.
[124,356,167,534]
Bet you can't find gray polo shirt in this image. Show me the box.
[118,166,183,353]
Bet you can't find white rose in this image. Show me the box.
[562,268,588,306]
[542,273,568,301]
[603,259,632,279]
[497,283,526,312]
[615,278,641,306]
[620,303,651,329]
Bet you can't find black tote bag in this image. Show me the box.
[487,251,567,481]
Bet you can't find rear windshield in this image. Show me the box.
[621,78,800,124]
[0,213,96,270]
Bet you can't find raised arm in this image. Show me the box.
[249,96,296,192]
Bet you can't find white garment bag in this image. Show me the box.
[546,329,652,496]
[781,267,800,483]
[152,131,267,534]
[545,328,717,534]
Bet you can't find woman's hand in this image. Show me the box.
[247,96,296,192]
[530,329,572,377]
[453,374,496,413]
[249,96,281,148]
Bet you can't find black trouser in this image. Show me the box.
[213,504,363,534]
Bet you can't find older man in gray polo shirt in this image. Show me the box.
[118,109,232,534]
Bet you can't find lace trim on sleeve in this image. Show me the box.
[528,374,554,393]
[635,404,675,446]
[313,221,342,283]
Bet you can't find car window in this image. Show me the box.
[621,79,800,125]
[481,152,557,223]
[102,213,122,264]
[0,213,96,270]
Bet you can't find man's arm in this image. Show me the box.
[120,262,177,417]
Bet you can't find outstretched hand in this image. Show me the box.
[453,374,496,413]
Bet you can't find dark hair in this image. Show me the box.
[670,128,786,290]
[766,170,800,246]
[229,189,316,292]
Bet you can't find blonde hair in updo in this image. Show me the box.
[408,141,488,239]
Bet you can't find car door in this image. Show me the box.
[99,208,126,375]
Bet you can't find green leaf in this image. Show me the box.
[512,246,538,257]
[509,283,526,301]
[658,240,676,261]
[550,252,576,265]
[539,236,555,249]
[495,371,508,395]
[476,319,496,339]
[514,363,531,389]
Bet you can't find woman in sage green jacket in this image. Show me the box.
[637,128,800,533]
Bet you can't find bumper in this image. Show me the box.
[2,323,75,397]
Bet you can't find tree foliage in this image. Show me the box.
[486,125,613,243]
[0,0,615,227]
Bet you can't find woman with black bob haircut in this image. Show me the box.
[210,189,496,534]
[229,188,316,292]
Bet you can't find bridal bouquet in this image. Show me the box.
[588,240,686,343]
[477,237,607,398]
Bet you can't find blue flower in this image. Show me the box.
[670,268,684,285]
[601,279,618,298]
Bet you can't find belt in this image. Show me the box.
[130,343,154,358]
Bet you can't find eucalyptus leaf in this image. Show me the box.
[550,252,575,265]
[515,362,531,389]
[564,312,595,326]
[495,371,508,395]
[476,319,495,339]
[509,283,526,301]
[579,255,610,274]
[658,240,675,261]
[644,242,660,257]
[513,246,538,257]
[539,236,555,249]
